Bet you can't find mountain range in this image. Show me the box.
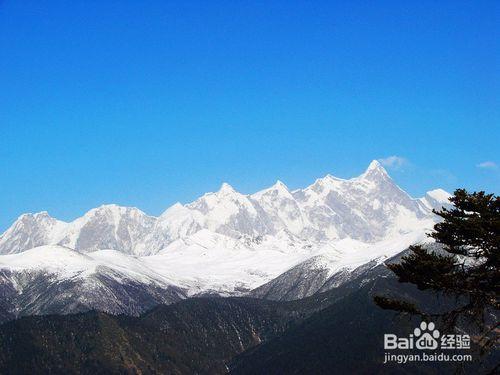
[3,161,495,374]
[0,160,452,319]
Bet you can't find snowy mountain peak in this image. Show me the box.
[80,204,153,224]
[367,159,383,170]
[308,175,342,193]
[84,204,119,217]
[30,211,51,218]
[89,203,127,214]
[274,180,287,189]
[52,204,156,254]
[360,160,390,180]
[426,188,452,203]
[0,211,66,255]
[15,211,54,222]
[255,180,294,200]
[420,188,452,212]
[259,180,290,195]
[218,182,237,195]
[160,202,185,216]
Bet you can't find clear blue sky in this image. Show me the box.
[1,1,498,231]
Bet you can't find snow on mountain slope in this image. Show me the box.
[0,160,451,299]
[0,227,432,299]
[0,245,176,286]
[143,229,317,296]
[419,188,453,211]
[250,230,433,301]
[0,245,186,317]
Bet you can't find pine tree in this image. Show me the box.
[375,189,499,355]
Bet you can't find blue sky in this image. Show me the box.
[0,1,498,230]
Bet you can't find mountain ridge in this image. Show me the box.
[0,161,452,317]
[0,161,451,256]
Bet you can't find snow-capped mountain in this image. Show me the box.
[0,161,452,317]
[419,188,453,211]
[0,160,448,256]
[0,212,67,255]
[0,245,185,317]
[290,160,434,241]
[57,205,157,254]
